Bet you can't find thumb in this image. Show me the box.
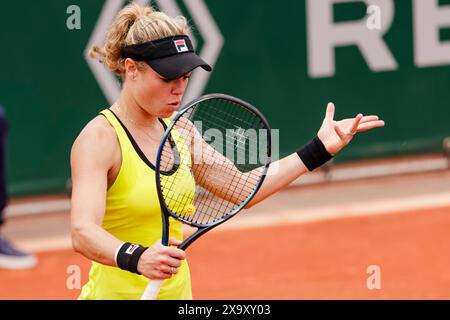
[324,102,335,123]
[169,237,182,247]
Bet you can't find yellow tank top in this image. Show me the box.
[78,109,194,300]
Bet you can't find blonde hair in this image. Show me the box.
[90,3,190,76]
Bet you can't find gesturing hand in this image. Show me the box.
[317,103,385,156]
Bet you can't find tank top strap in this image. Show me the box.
[99,108,139,166]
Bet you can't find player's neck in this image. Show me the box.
[114,93,159,129]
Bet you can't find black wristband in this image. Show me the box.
[296,136,333,171]
[116,242,147,275]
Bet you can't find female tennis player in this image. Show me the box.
[70,3,384,300]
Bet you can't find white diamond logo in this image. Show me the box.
[84,0,224,104]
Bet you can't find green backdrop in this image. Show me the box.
[0,0,449,195]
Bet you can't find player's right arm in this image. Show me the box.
[70,117,123,266]
[70,116,185,279]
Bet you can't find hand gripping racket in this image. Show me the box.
[141,93,271,299]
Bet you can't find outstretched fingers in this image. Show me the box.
[350,114,364,135]
[360,115,379,123]
[357,120,385,132]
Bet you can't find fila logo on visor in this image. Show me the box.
[125,244,139,255]
[174,39,188,53]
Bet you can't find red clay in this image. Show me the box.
[1,206,449,300]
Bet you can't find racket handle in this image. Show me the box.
[141,279,164,300]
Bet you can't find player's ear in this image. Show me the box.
[124,58,138,81]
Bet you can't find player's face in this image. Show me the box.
[133,65,191,118]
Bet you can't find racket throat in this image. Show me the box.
[179,227,210,250]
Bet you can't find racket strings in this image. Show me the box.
[192,163,262,223]
[159,139,180,172]
[162,149,261,223]
[192,108,266,172]
[193,101,264,155]
[189,101,265,223]
[159,98,269,226]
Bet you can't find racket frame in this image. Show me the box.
[155,93,272,250]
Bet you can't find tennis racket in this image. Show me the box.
[141,93,271,300]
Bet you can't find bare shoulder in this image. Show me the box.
[71,115,119,168]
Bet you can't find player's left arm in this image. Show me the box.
[245,103,385,208]
[186,118,250,204]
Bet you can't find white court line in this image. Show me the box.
[221,191,450,231]
[16,236,73,253]
[296,157,448,185]
[330,158,448,181]
[15,191,450,253]
[5,156,448,218]
[5,199,71,217]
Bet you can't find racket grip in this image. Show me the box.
[141,279,164,300]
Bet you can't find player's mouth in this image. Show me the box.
[168,101,180,109]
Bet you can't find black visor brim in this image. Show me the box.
[147,52,212,80]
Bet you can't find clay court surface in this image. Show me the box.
[1,160,449,300]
